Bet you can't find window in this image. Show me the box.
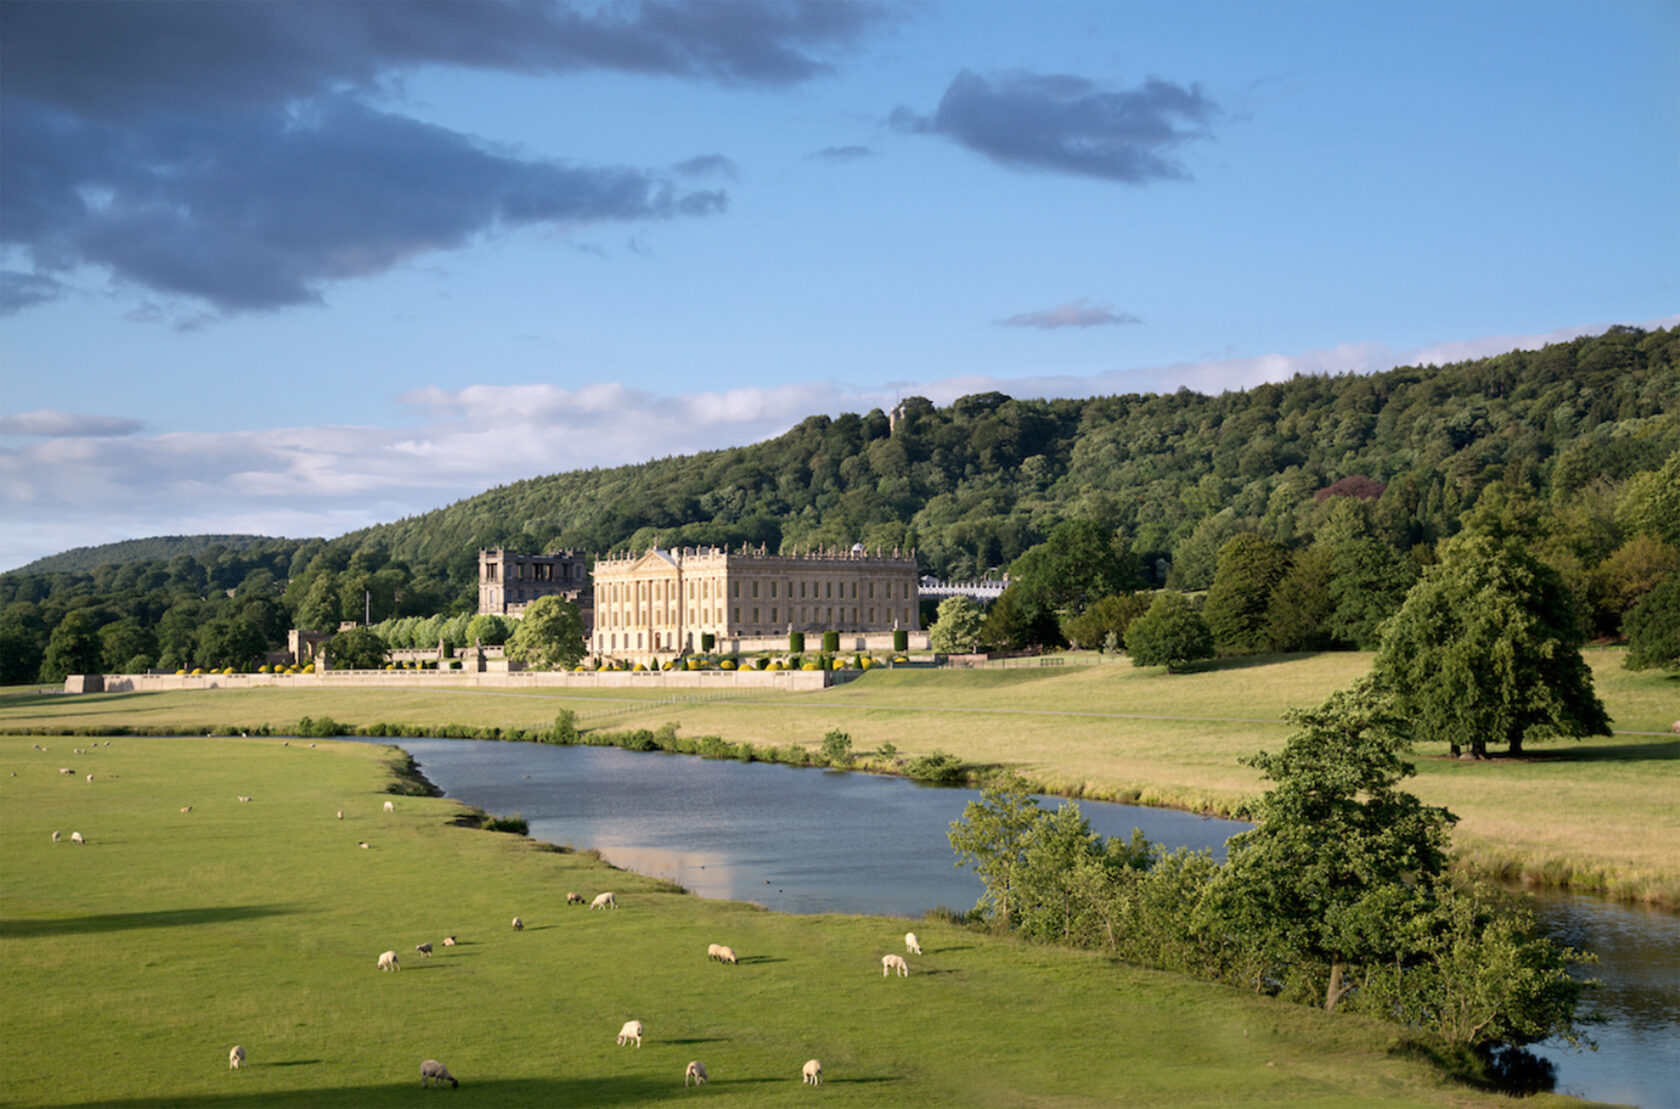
[825,582,832,599]
[771,607,778,623]
[733,607,741,624]
[868,582,875,599]
[752,607,760,624]
[770,582,777,598]
[800,581,807,599]
[733,581,740,598]
[752,581,759,599]
[869,608,876,623]
[826,607,833,623]
[851,582,857,599]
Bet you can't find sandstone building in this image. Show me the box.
[477,548,590,620]
[589,544,921,661]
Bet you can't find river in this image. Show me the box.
[371,738,1680,1108]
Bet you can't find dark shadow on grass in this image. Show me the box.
[54,1076,715,1107]
[660,1036,727,1045]
[1520,740,1679,764]
[1,904,295,938]
[260,1060,321,1068]
[734,955,782,965]
[1196,652,1324,674]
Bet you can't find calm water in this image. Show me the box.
[375,738,1679,1108]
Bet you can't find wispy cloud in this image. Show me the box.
[891,68,1218,183]
[0,410,146,437]
[808,144,875,163]
[997,299,1141,329]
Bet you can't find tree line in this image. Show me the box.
[2,325,1675,681]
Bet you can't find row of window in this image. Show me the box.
[597,576,906,604]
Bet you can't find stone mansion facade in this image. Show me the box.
[588,544,921,660]
[478,543,922,662]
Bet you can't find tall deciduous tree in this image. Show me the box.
[39,609,102,681]
[1204,534,1292,654]
[1124,591,1214,672]
[1208,683,1455,1011]
[928,595,985,653]
[1623,574,1680,671]
[948,776,1043,928]
[504,596,585,670]
[327,626,388,670]
[1326,537,1419,649]
[1372,534,1611,757]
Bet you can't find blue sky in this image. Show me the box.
[1,0,1675,571]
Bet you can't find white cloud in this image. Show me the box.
[0,410,145,437]
[2,316,1671,571]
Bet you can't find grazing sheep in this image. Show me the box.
[87,774,93,782]
[443,935,457,946]
[567,892,584,905]
[416,942,433,958]
[377,950,400,972]
[905,931,922,955]
[685,1060,707,1087]
[383,801,395,812]
[237,796,251,802]
[420,1059,458,1088]
[51,831,60,843]
[59,768,73,775]
[590,892,616,910]
[707,943,722,960]
[70,832,84,845]
[882,953,908,977]
[180,806,192,813]
[712,944,738,965]
[617,1020,643,1048]
[358,841,370,849]
[229,1045,245,1070]
[337,810,343,820]
[511,917,523,931]
[802,1059,823,1085]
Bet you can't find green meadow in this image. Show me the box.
[1,734,1606,1108]
[4,648,1675,903]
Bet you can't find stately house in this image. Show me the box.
[589,544,921,662]
[477,548,591,621]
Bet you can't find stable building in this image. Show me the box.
[590,544,923,663]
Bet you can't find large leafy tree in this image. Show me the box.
[1371,534,1611,757]
[1007,519,1145,624]
[504,596,586,670]
[928,595,985,653]
[327,626,388,670]
[1326,537,1419,649]
[1203,534,1293,654]
[1124,591,1214,672]
[948,777,1043,928]
[1207,683,1455,1011]
[1623,574,1680,671]
[38,609,103,681]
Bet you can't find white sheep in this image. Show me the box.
[415,942,433,958]
[442,935,457,947]
[685,1060,707,1087]
[59,767,73,775]
[383,801,395,812]
[512,916,523,931]
[358,841,370,849]
[237,796,251,802]
[617,1020,643,1048]
[590,892,616,910]
[337,810,343,819]
[802,1058,823,1085]
[905,931,922,955]
[70,831,84,845]
[567,891,584,905]
[87,774,93,782]
[420,1059,458,1088]
[711,944,738,965]
[180,806,192,813]
[229,1045,245,1070]
[377,950,400,972]
[51,831,60,843]
[882,953,908,977]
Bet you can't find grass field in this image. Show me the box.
[0,734,1608,1108]
[3,649,1675,903]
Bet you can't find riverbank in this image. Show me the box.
[4,649,1675,906]
[0,733,1603,1108]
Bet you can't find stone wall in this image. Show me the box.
[77,668,834,694]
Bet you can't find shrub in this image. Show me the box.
[823,630,840,653]
[701,633,715,651]
[789,631,805,653]
[551,709,580,744]
[820,728,853,765]
[481,812,529,835]
[894,628,909,652]
[906,750,964,783]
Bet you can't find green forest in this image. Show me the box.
[2,324,1676,682]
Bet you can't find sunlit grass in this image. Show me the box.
[4,648,1675,904]
[0,735,1587,1108]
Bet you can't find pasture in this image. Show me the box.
[4,648,1675,902]
[0,734,1596,1107]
